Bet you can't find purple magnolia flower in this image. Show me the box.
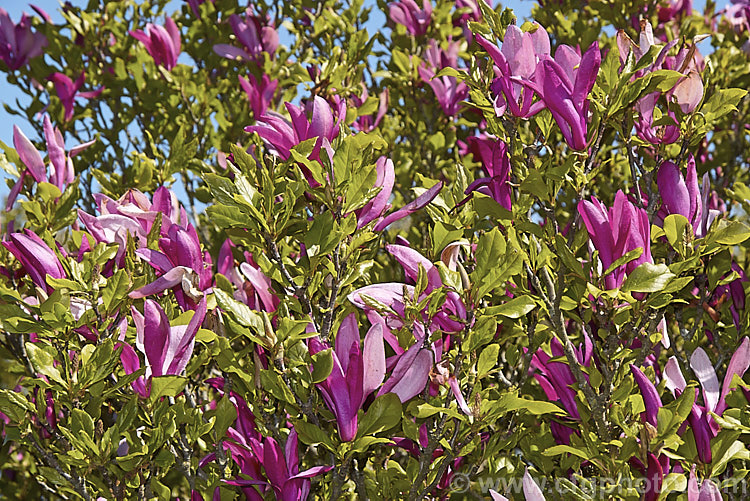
[186,0,214,17]
[620,22,704,144]
[246,96,346,185]
[6,115,95,209]
[578,190,652,290]
[351,84,388,132]
[656,156,719,238]
[527,42,601,150]
[79,187,188,272]
[463,137,512,210]
[217,239,279,312]
[687,467,722,501]
[490,469,545,500]
[49,72,104,122]
[418,40,468,116]
[0,8,47,70]
[308,315,384,442]
[309,313,435,442]
[355,156,395,228]
[213,7,279,62]
[454,0,492,41]
[349,244,466,333]
[246,96,345,161]
[2,230,65,294]
[663,338,750,464]
[372,181,443,232]
[476,24,550,118]
[129,16,181,70]
[239,73,278,118]
[119,297,207,398]
[530,334,593,444]
[129,222,213,310]
[225,426,331,501]
[389,0,432,36]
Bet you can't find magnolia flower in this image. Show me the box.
[476,24,550,118]
[349,244,466,333]
[530,334,593,444]
[129,223,213,310]
[217,239,279,312]
[119,298,207,398]
[308,316,382,442]
[528,42,601,150]
[129,16,181,70]
[389,0,432,36]
[418,40,468,116]
[201,381,332,500]
[351,84,388,132]
[49,72,104,122]
[663,338,750,463]
[490,469,546,500]
[2,230,65,294]
[687,467,722,501]
[79,187,189,272]
[239,73,278,118]
[246,96,346,185]
[0,8,47,70]
[355,156,395,228]
[213,7,279,62]
[463,137,512,210]
[656,156,719,237]
[6,116,95,209]
[578,190,652,290]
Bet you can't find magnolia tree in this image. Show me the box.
[2,0,750,499]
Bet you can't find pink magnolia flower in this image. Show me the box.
[476,24,550,118]
[578,190,652,290]
[418,39,468,116]
[529,42,601,150]
[6,115,95,209]
[213,7,279,62]
[49,72,104,122]
[119,298,207,398]
[239,73,278,118]
[130,16,181,70]
[663,338,750,464]
[0,8,47,70]
[351,84,388,133]
[656,155,719,237]
[389,0,432,36]
[2,230,65,294]
[463,136,512,210]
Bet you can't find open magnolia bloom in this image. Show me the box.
[308,313,432,441]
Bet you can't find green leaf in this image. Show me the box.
[477,344,499,379]
[542,444,590,459]
[357,393,402,438]
[25,343,66,386]
[0,389,34,422]
[149,376,186,401]
[214,289,265,333]
[484,296,536,319]
[710,221,750,246]
[603,247,643,277]
[214,395,236,439]
[295,420,336,451]
[621,263,675,293]
[497,393,565,415]
[103,269,130,313]
[311,348,334,384]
